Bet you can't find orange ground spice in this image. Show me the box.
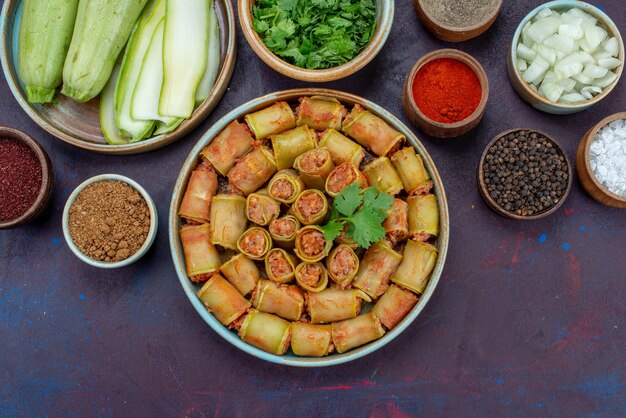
[412,58,482,124]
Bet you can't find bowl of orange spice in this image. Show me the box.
[402,49,489,138]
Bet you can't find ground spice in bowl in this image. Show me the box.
[0,138,43,222]
[421,0,500,29]
[68,180,151,263]
[412,58,482,124]
[480,130,571,218]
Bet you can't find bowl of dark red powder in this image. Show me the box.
[62,175,158,268]
[0,126,52,229]
[402,49,489,138]
[478,129,572,220]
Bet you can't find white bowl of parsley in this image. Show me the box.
[239,0,394,82]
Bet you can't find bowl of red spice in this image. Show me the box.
[62,174,158,268]
[402,49,489,139]
[0,126,52,229]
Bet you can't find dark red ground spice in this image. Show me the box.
[0,138,43,221]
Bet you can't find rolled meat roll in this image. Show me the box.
[210,194,247,250]
[246,189,280,226]
[196,275,250,326]
[325,162,368,197]
[307,288,371,324]
[290,322,333,357]
[390,147,433,195]
[270,125,317,170]
[362,156,404,196]
[293,148,335,190]
[180,224,222,282]
[268,169,305,204]
[219,253,261,296]
[371,284,419,329]
[295,262,329,293]
[237,227,273,261]
[238,310,291,355]
[318,129,365,166]
[407,194,439,241]
[295,225,332,263]
[178,168,218,224]
[251,279,304,320]
[268,215,300,249]
[341,104,404,156]
[334,227,359,249]
[244,101,296,140]
[352,241,403,299]
[326,244,359,288]
[227,146,277,195]
[383,198,409,244]
[390,240,437,294]
[200,121,255,176]
[291,189,329,225]
[295,96,347,131]
[264,248,297,283]
[332,313,385,354]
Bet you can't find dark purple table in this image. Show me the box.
[1,1,625,416]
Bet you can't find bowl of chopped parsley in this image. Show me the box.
[239,0,394,82]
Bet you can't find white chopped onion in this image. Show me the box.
[515,6,622,104]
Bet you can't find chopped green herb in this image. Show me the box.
[320,183,393,249]
[252,0,377,70]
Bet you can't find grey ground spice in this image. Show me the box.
[69,180,150,262]
[422,0,500,29]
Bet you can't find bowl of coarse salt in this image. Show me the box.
[576,112,626,208]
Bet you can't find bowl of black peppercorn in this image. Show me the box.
[477,129,572,220]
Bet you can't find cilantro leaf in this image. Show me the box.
[320,219,344,242]
[362,187,394,214]
[333,182,362,216]
[347,208,387,248]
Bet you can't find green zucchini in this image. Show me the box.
[115,0,165,141]
[159,0,209,118]
[153,118,184,136]
[194,1,220,105]
[61,0,149,102]
[100,62,130,145]
[17,0,79,103]
[130,19,176,126]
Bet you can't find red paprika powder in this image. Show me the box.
[412,58,482,124]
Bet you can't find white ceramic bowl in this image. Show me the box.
[63,174,158,268]
[508,0,624,114]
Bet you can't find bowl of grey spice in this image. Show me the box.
[478,129,572,220]
[62,174,158,268]
[414,0,503,42]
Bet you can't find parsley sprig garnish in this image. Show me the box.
[320,183,394,249]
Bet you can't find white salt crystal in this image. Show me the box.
[590,119,626,197]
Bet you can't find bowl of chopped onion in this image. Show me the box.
[508,0,624,115]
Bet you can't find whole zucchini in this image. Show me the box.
[61,0,149,102]
[17,0,79,103]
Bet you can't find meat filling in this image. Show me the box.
[300,230,326,258]
[299,264,323,287]
[268,251,293,278]
[240,230,267,257]
[296,192,324,221]
[330,246,357,279]
[248,196,279,225]
[270,178,295,200]
[327,163,357,194]
[299,149,328,173]
[269,218,297,237]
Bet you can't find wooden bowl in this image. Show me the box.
[169,88,450,366]
[0,126,53,229]
[477,128,572,220]
[413,0,502,42]
[0,0,236,154]
[238,0,394,82]
[507,0,624,115]
[576,112,626,208]
[402,49,489,139]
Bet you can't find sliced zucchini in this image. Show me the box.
[100,62,130,145]
[194,1,221,105]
